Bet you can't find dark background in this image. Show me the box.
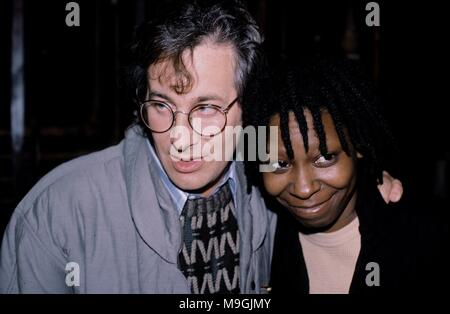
[1,0,449,235]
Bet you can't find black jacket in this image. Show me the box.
[270,178,449,294]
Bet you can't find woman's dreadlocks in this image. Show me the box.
[242,56,398,191]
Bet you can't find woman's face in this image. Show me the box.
[263,109,360,233]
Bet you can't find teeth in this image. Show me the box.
[304,206,321,213]
[291,204,323,213]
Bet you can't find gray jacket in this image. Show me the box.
[0,125,277,293]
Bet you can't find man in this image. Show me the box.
[0,0,401,293]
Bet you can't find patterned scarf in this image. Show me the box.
[178,183,240,294]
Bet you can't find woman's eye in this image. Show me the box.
[314,154,337,167]
[270,160,291,171]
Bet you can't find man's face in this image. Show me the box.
[263,110,359,233]
[147,41,242,195]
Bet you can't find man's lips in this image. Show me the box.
[171,159,204,173]
[169,152,203,161]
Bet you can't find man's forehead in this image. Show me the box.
[148,57,195,92]
[147,43,237,99]
[150,42,235,75]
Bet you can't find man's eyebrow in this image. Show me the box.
[148,91,224,103]
[195,94,226,103]
[148,91,227,106]
[148,91,174,103]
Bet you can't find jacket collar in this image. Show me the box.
[123,125,181,264]
[123,125,269,264]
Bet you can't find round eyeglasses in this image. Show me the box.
[140,97,238,137]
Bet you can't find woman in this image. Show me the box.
[244,58,447,294]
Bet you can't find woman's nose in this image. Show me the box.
[291,167,320,199]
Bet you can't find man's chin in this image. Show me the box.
[168,174,209,191]
[168,170,225,195]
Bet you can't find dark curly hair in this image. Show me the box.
[126,0,264,135]
[243,56,398,190]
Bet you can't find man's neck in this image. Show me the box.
[185,162,232,198]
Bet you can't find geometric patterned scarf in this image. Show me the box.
[178,183,240,294]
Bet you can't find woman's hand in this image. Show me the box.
[378,171,403,203]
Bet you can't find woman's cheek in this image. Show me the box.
[319,160,355,189]
[263,173,286,196]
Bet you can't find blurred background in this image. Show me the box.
[1,0,449,234]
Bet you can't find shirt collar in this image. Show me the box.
[145,138,237,215]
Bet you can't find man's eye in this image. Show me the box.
[314,154,337,167]
[155,103,167,110]
[270,160,291,171]
[196,105,218,116]
[151,102,170,112]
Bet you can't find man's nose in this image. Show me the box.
[170,112,195,152]
[291,167,320,199]
[173,110,190,128]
